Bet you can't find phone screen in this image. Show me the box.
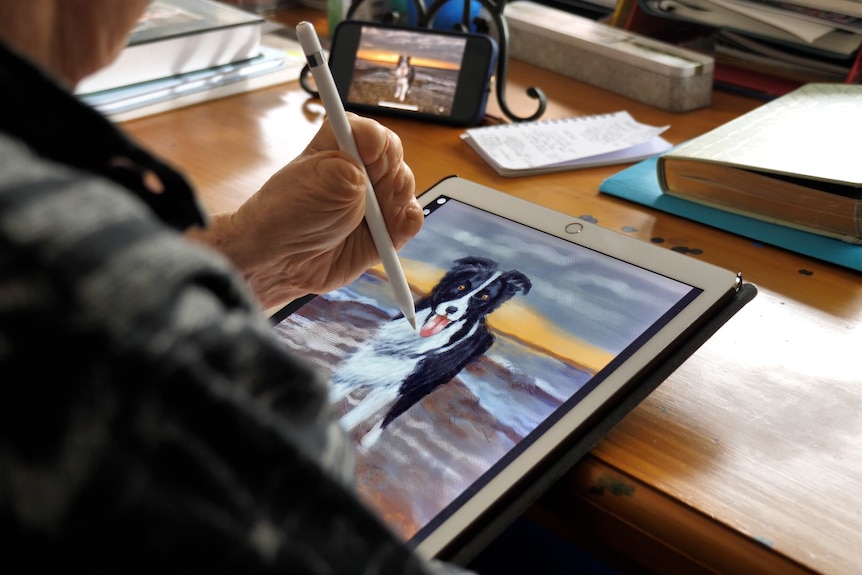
[347,26,466,117]
[329,22,497,125]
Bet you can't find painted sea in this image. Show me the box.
[347,59,459,116]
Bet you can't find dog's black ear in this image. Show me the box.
[453,256,498,271]
[503,270,532,296]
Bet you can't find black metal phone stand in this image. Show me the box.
[302,0,547,123]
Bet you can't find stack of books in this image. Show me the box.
[613,0,862,98]
[76,0,306,121]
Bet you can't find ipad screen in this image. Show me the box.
[270,179,734,557]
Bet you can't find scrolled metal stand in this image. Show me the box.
[409,0,546,122]
[331,0,547,122]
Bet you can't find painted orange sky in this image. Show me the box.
[370,259,615,374]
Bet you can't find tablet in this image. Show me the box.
[270,176,742,559]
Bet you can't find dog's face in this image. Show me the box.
[419,257,531,338]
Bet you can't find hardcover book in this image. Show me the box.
[76,0,264,95]
[657,83,862,243]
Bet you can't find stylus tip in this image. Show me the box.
[406,311,417,331]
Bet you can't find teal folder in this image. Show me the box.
[599,157,862,273]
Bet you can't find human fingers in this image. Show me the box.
[303,115,421,250]
[345,117,422,250]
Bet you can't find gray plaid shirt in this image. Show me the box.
[0,41,468,575]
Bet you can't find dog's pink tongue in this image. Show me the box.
[420,314,450,337]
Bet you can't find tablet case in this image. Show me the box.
[440,281,758,565]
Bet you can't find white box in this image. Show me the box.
[505,1,714,112]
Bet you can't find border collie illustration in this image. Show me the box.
[329,256,532,448]
[392,55,415,102]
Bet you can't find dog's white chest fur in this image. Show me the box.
[326,259,530,448]
[328,312,470,447]
[330,313,460,400]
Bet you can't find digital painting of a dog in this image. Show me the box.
[328,256,532,448]
[269,196,695,541]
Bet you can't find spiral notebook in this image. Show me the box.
[461,110,672,177]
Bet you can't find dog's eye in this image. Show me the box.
[480,294,490,300]
[457,284,466,291]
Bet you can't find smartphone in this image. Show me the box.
[327,20,498,126]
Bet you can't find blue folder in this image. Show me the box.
[599,157,862,273]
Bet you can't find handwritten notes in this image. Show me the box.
[461,111,671,177]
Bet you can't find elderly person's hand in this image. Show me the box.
[190,114,421,309]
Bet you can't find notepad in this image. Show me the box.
[461,110,672,177]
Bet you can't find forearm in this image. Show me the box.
[187,212,308,310]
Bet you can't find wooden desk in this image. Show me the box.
[121,22,862,575]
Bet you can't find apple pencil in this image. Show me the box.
[296,21,417,330]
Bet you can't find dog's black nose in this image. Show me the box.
[445,306,457,315]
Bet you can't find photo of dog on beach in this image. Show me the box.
[345,26,464,116]
[328,256,531,448]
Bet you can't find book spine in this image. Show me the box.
[661,158,862,241]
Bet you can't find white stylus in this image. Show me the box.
[296,21,417,330]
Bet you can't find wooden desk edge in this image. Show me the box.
[531,455,817,575]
